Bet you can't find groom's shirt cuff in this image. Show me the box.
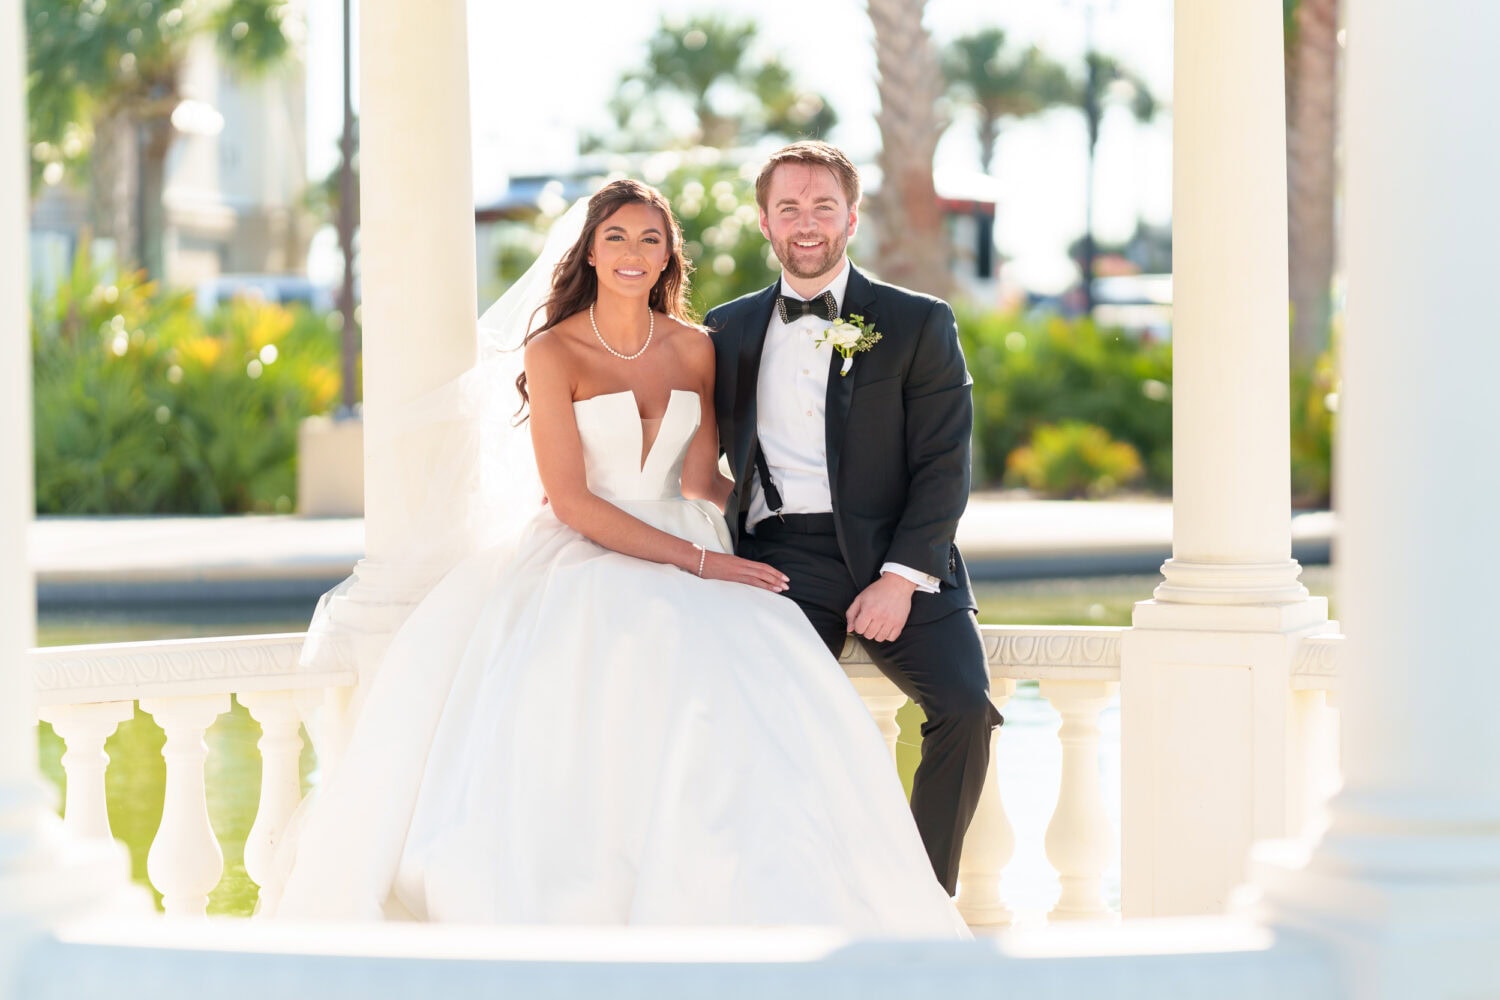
[881,562,941,594]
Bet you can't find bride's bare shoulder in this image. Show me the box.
[524,315,588,365]
[522,323,587,399]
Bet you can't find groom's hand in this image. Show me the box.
[846,573,918,644]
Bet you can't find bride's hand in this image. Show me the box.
[699,551,790,593]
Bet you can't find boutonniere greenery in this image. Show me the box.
[816,314,883,377]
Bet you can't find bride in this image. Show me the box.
[263,179,969,937]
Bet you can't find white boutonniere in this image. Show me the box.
[816,314,883,377]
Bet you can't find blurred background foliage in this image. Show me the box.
[584,14,836,153]
[957,305,1170,494]
[26,4,1338,513]
[33,246,344,514]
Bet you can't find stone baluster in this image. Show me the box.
[140,694,229,916]
[851,676,908,764]
[37,702,135,844]
[239,691,305,893]
[1287,688,1342,839]
[1040,679,1117,920]
[956,678,1017,926]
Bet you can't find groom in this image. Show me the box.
[706,141,1000,895]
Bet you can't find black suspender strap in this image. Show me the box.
[753,443,785,519]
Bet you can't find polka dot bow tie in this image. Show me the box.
[776,291,838,325]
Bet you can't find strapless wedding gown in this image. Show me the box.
[266,388,968,936]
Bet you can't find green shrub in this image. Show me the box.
[1290,347,1336,509]
[33,250,344,514]
[957,308,1172,489]
[1004,420,1144,498]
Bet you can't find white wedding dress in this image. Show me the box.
[265,387,968,937]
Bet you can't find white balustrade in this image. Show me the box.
[847,664,909,763]
[37,701,134,844]
[139,694,230,917]
[955,678,1016,926]
[26,623,1342,927]
[238,691,306,894]
[1039,679,1118,921]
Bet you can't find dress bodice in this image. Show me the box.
[572,388,699,502]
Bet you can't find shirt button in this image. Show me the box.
[802,369,810,375]
[805,409,813,416]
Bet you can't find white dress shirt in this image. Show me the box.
[748,259,939,593]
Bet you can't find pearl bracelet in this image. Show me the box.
[692,543,706,577]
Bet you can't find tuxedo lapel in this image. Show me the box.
[825,265,879,493]
[731,284,780,492]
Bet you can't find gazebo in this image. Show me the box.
[2,0,1495,996]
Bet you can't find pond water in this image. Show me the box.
[35,568,1333,920]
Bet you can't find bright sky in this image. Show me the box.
[305,0,1174,292]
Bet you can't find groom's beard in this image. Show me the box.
[773,230,848,282]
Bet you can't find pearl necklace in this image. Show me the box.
[590,303,654,361]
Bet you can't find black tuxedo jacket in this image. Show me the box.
[705,265,977,625]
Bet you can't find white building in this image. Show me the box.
[28,30,309,295]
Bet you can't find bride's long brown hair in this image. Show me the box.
[515,179,696,412]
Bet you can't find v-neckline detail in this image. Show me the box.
[575,388,695,476]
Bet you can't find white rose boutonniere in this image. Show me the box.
[816,314,883,377]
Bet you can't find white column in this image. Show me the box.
[358,0,477,562]
[0,0,52,936]
[1,1,141,948]
[311,0,481,757]
[1121,0,1333,918]
[1154,0,1306,608]
[0,0,37,823]
[1260,3,1500,995]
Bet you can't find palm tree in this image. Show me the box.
[1285,0,1339,364]
[868,0,950,297]
[942,28,1072,174]
[26,0,296,279]
[1067,52,1158,313]
[600,15,836,151]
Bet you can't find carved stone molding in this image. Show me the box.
[842,625,1124,682]
[1293,633,1344,685]
[31,633,353,707]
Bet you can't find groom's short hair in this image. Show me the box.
[755,141,862,212]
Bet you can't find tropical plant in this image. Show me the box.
[1063,52,1159,312]
[868,0,950,297]
[33,247,343,514]
[1005,420,1144,498]
[593,15,836,152]
[1290,345,1336,508]
[25,0,299,278]
[956,305,1173,489]
[942,28,1073,174]
[1285,0,1340,365]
